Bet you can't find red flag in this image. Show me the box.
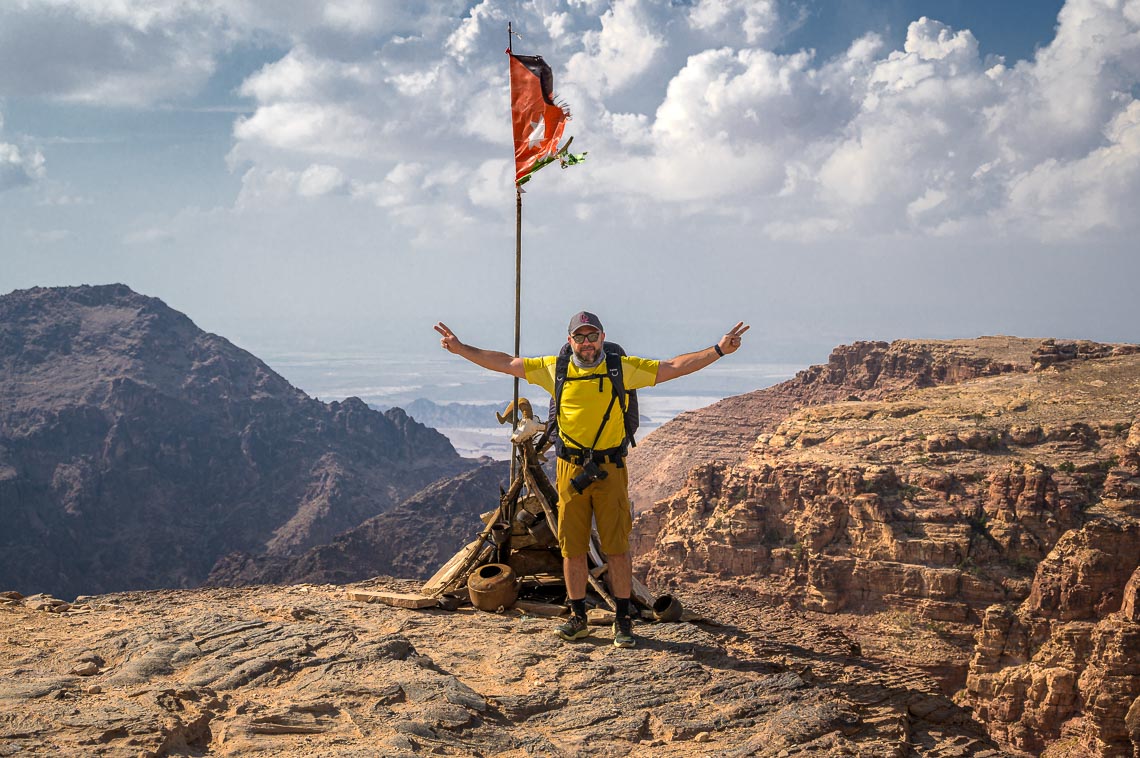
[508,52,569,185]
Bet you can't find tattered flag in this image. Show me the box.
[508,51,580,186]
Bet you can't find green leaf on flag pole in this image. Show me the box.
[516,140,586,186]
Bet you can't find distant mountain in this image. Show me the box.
[207,460,511,586]
[386,398,505,429]
[0,284,477,598]
[386,396,649,429]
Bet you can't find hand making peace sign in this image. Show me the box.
[433,322,462,354]
[716,322,750,356]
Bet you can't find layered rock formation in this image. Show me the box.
[631,338,1140,756]
[627,336,1047,512]
[0,285,475,598]
[0,578,1003,756]
[964,514,1140,755]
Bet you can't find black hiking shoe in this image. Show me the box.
[556,615,590,641]
[613,616,636,648]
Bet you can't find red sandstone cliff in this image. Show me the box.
[632,339,1140,756]
[627,336,1051,512]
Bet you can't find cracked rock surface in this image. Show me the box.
[0,579,1003,757]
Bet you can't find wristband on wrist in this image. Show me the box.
[713,344,724,357]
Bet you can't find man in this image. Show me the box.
[434,313,749,647]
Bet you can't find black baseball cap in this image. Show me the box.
[567,311,603,334]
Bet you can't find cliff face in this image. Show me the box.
[0,285,474,597]
[632,339,1140,756]
[207,461,511,586]
[627,336,1045,512]
[965,518,1140,756]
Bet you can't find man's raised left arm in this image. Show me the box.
[655,322,750,384]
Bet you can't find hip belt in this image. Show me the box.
[557,445,626,468]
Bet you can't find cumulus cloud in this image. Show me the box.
[0,0,449,106]
[0,114,46,192]
[1002,100,1140,237]
[688,0,779,47]
[7,0,1140,242]
[0,1,225,105]
[565,0,666,96]
[229,0,1140,240]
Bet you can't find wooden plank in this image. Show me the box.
[346,590,437,609]
[523,466,560,533]
[588,533,655,608]
[514,600,568,617]
[586,536,618,610]
[422,536,494,597]
[520,573,563,587]
[630,576,656,608]
[587,574,617,610]
[587,538,606,571]
[421,536,483,595]
[586,608,615,625]
[590,563,609,579]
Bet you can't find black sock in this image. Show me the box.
[615,597,630,620]
[570,599,586,618]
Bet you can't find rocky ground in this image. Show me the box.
[7,313,1139,756]
[0,579,1004,757]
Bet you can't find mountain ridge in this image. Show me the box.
[0,284,476,598]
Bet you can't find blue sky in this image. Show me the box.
[2,0,1138,371]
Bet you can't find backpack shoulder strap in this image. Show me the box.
[605,349,629,448]
[605,349,625,408]
[553,349,571,425]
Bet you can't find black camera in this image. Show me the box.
[570,458,608,493]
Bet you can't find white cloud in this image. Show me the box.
[123,227,175,246]
[447,0,505,64]
[223,0,1140,241]
[233,101,375,158]
[297,164,349,197]
[0,114,45,192]
[7,0,1140,244]
[1002,100,1140,237]
[688,0,779,47]
[0,1,226,106]
[566,0,666,96]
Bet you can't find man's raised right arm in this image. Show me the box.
[434,322,526,379]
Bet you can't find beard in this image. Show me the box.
[571,343,604,368]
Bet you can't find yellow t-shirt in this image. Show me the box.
[524,354,659,451]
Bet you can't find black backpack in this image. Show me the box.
[545,341,639,456]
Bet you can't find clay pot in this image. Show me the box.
[467,563,519,611]
[652,594,683,622]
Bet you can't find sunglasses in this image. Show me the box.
[570,331,601,344]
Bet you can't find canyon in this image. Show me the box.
[631,337,1140,756]
[3,284,1138,755]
